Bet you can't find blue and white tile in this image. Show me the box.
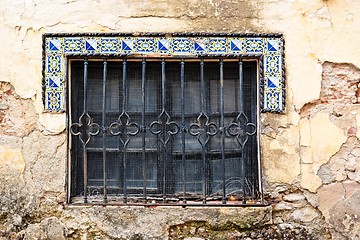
[265,55,281,75]
[47,38,62,53]
[135,38,155,53]
[157,38,171,53]
[84,38,99,53]
[193,38,207,54]
[266,38,280,54]
[208,38,227,53]
[172,38,191,54]
[229,38,244,53]
[46,54,62,73]
[63,38,84,53]
[264,91,282,111]
[45,89,63,112]
[100,37,120,53]
[265,76,281,89]
[46,74,63,88]
[121,38,134,53]
[245,38,264,53]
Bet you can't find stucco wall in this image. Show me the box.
[0,0,359,239]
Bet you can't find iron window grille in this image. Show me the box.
[68,57,262,206]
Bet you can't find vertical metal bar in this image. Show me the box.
[161,58,166,201]
[122,59,128,203]
[142,59,147,201]
[200,59,207,204]
[239,58,246,204]
[180,59,186,204]
[102,59,108,203]
[83,60,89,203]
[219,59,226,204]
[238,58,244,113]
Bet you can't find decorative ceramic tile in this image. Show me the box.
[193,38,207,54]
[45,89,63,111]
[245,38,264,53]
[135,38,156,53]
[46,75,63,88]
[85,38,98,53]
[208,38,227,53]
[172,38,191,53]
[46,54,62,73]
[158,38,170,53]
[266,38,280,54]
[122,38,133,52]
[264,91,282,111]
[100,37,119,53]
[63,37,84,53]
[47,38,62,53]
[229,38,244,53]
[42,33,285,112]
[264,55,281,76]
[266,76,281,89]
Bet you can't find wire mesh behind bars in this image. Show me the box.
[70,58,260,205]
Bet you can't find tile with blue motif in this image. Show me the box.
[172,38,191,54]
[266,38,281,54]
[245,38,264,53]
[264,90,282,111]
[208,38,227,53]
[157,38,171,53]
[229,38,244,53]
[46,54,62,73]
[135,38,156,53]
[265,76,281,89]
[46,74,63,88]
[84,37,99,53]
[264,55,281,76]
[63,37,84,53]
[45,89,64,112]
[46,38,62,53]
[193,38,208,54]
[121,38,134,53]
[100,37,120,53]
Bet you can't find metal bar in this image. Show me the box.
[180,59,186,204]
[200,59,207,203]
[122,59,128,203]
[219,59,226,204]
[238,58,244,113]
[239,58,246,204]
[142,59,147,201]
[161,58,166,201]
[102,59,108,203]
[83,59,88,203]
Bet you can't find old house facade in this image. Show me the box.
[0,0,359,239]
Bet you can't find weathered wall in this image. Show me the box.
[0,0,359,239]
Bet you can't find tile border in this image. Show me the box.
[42,33,285,113]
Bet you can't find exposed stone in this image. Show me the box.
[290,207,319,223]
[273,202,292,211]
[283,193,306,202]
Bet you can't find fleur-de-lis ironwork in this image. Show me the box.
[150,110,180,145]
[70,112,101,145]
[109,112,140,145]
[227,112,256,148]
[189,112,218,146]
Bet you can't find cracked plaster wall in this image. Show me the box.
[0,0,360,239]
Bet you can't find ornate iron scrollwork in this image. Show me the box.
[70,112,100,145]
[227,112,256,148]
[189,112,218,146]
[150,110,180,145]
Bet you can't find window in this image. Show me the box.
[43,33,285,205]
[69,58,260,205]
